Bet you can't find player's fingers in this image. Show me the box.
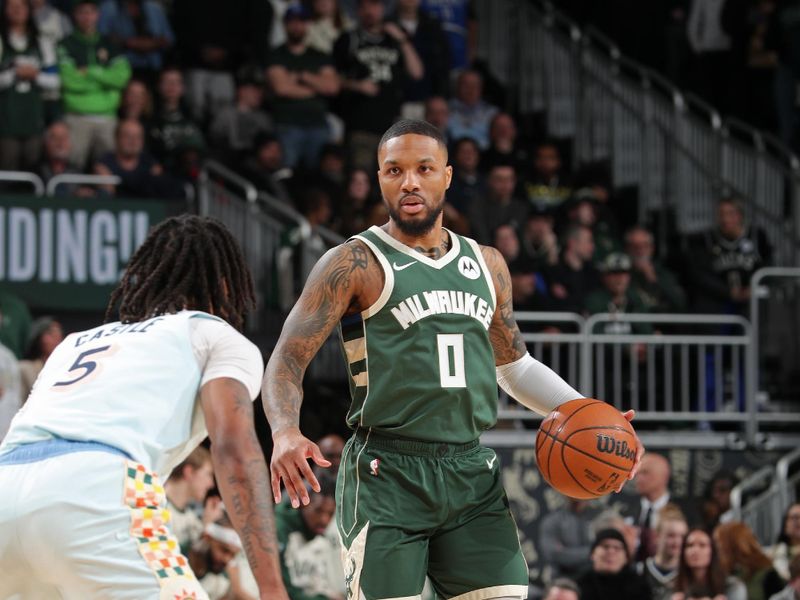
[621,409,636,422]
[298,455,322,494]
[281,466,304,509]
[270,464,282,504]
[286,461,311,507]
[309,443,332,469]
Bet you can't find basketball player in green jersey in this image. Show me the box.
[262,119,644,600]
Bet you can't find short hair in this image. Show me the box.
[172,446,211,480]
[655,503,687,532]
[719,196,745,216]
[562,223,590,245]
[377,119,447,155]
[544,577,580,598]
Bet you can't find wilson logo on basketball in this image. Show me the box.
[595,434,635,462]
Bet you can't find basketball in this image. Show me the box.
[535,398,637,499]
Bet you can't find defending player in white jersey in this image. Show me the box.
[0,215,289,600]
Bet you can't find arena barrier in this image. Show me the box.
[475,0,800,265]
[0,170,44,195]
[777,447,800,509]
[197,161,343,339]
[499,308,800,448]
[730,465,785,546]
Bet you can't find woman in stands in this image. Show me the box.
[714,522,785,600]
[672,528,746,600]
[770,503,800,581]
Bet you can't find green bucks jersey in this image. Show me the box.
[338,226,498,443]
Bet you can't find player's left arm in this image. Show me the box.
[480,245,644,480]
[201,378,290,600]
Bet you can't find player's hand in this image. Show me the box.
[271,427,331,508]
[619,409,645,491]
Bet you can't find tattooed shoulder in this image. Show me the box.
[480,244,527,364]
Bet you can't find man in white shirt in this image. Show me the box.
[0,215,288,600]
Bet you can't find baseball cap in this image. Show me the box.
[592,528,628,553]
[598,252,631,274]
[283,3,311,21]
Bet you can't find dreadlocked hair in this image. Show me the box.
[105,215,256,331]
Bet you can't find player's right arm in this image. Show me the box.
[262,241,375,508]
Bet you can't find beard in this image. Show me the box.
[386,195,445,236]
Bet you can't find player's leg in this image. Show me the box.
[427,446,529,600]
[0,463,57,599]
[17,451,208,599]
[336,433,435,599]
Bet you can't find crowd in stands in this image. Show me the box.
[558,0,800,156]
[0,0,775,324]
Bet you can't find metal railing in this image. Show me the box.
[0,170,44,195]
[46,173,121,196]
[496,306,800,447]
[197,161,344,338]
[475,0,800,265]
[777,448,800,509]
[730,465,785,546]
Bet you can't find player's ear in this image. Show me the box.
[445,165,453,189]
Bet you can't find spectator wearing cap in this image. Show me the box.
[97,0,173,83]
[333,0,424,170]
[58,0,131,170]
[584,252,652,334]
[577,528,653,600]
[447,69,498,150]
[266,4,339,171]
[625,225,686,314]
[18,316,63,403]
[147,66,205,180]
[209,65,272,165]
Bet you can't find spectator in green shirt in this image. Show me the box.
[58,0,130,169]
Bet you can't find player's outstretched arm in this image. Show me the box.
[480,245,645,484]
[200,377,289,600]
[262,241,372,507]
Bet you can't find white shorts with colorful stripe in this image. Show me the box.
[0,442,208,600]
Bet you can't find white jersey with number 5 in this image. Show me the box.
[0,311,263,480]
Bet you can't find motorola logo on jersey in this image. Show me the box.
[595,434,636,462]
[458,256,481,280]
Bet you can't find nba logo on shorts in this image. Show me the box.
[370,458,380,476]
[458,256,480,280]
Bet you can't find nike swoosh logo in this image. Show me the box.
[393,261,416,271]
[486,455,496,469]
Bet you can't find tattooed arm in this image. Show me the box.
[481,245,528,366]
[481,245,645,482]
[262,240,376,508]
[201,378,289,600]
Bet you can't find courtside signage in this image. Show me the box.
[0,195,182,310]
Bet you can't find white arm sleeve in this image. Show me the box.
[496,353,583,416]
[190,318,264,400]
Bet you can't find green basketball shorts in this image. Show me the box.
[335,428,529,600]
